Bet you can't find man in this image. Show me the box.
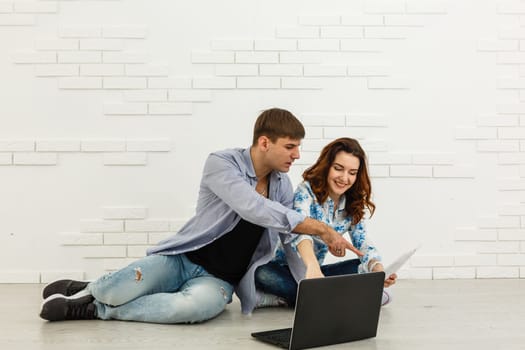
[40,108,361,324]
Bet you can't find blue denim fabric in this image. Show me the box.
[255,259,360,306]
[88,254,234,324]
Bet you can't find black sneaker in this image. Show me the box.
[42,279,89,299]
[40,294,97,321]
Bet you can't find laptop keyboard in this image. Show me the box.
[254,328,292,348]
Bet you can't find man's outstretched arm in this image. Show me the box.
[292,218,363,258]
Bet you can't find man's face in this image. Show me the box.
[266,137,301,173]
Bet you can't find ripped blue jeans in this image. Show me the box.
[87,254,234,324]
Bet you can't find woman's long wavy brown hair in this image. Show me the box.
[303,137,375,224]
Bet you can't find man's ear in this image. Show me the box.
[258,135,270,151]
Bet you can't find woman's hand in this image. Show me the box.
[370,260,397,288]
[384,273,397,288]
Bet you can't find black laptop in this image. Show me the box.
[251,272,385,350]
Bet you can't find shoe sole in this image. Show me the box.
[41,289,93,308]
[40,293,95,321]
[42,279,91,299]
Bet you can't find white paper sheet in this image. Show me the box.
[383,246,419,278]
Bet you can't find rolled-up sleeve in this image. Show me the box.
[202,152,305,233]
[350,220,382,273]
[285,182,314,250]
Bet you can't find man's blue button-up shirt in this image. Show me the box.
[147,147,305,314]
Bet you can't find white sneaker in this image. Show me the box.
[255,290,288,308]
[381,290,392,306]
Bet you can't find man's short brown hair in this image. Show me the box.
[252,108,305,145]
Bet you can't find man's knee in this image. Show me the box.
[172,285,231,323]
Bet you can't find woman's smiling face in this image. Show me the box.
[326,151,360,201]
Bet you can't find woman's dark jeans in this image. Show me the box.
[255,259,360,307]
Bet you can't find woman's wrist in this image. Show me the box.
[368,260,383,272]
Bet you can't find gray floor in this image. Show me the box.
[1,279,525,350]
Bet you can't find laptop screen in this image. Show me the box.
[252,271,385,350]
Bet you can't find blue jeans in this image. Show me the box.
[255,259,360,306]
[87,254,234,324]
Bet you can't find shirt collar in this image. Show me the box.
[326,194,346,211]
[337,195,346,211]
[242,147,256,178]
[242,146,283,181]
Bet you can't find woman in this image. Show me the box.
[255,137,396,307]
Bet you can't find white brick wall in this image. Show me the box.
[0,153,12,165]
[215,64,258,76]
[80,220,124,233]
[148,77,192,89]
[0,271,40,283]
[235,52,279,64]
[0,140,34,151]
[81,140,126,152]
[103,52,148,64]
[35,39,78,51]
[254,40,296,51]
[12,51,56,63]
[36,64,79,76]
[299,16,340,26]
[102,26,147,39]
[125,220,170,232]
[103,152,148,165]
[58,52,101,64]
[276,26,319,38]
[41,271,84,284]
[59,77,102,89]
[104,103,148,115]
[126,90,167,101]
[0,138,170,166]
[406,0,447,14]
[260,64,302,76]
[59,26,101,38]
[364,0,405,14]
[102,207,148,220]
[211,39,253,51]
[14,2,57,14]
[0,3,13,13]
[80,64,124,76]
[237,77,280,89]
[192,51,235,64]
[477,267,519,278]
[433,267,476,279]
[80,39,124,51]
[320,27,363,38]
[148,102,192,115]
[0,14,35,26]
[125,64,169,77]
[52,207,187,271]
[36,140,80,152]
[14,153,57,165]
[192,77,236,89]
[168,89,211,102]
[61,232,104,245]
[2,1,525,281]
[454,254,497,266]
